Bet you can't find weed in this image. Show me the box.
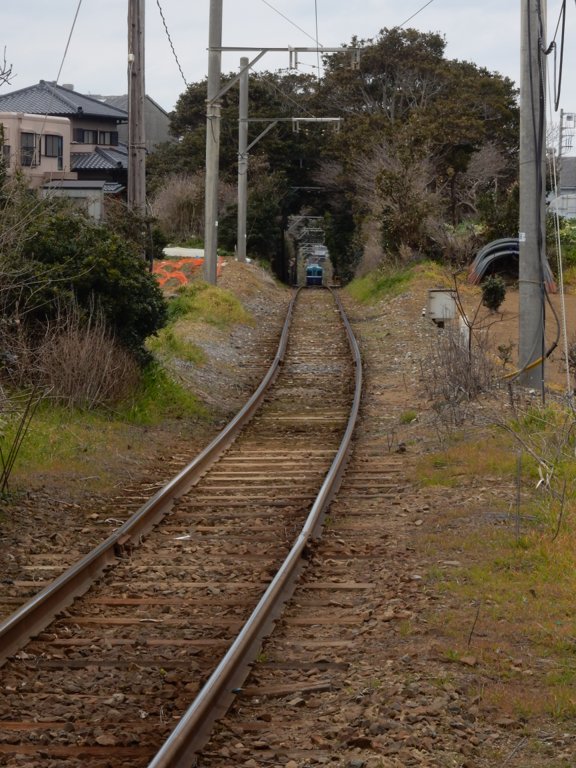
[119,363,206,426]
[148,327,206,365]
[547,689,576,720]
[167,282,252,327]
[346,267,412,303]
[400,409,418,424]
[398,619,414,637]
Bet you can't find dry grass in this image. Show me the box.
[1,302,141,409]
[417,410,576,728]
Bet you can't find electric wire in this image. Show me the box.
[397,0,436,29]
[41,0,84,190]
[547,68,573,400]
[504,1,565,393]
[258,74,318,119]
[155,0,189,88]
[53,0,84,86]
[543,0,567,110]
[505,0,550,392]
[260,0,323,46]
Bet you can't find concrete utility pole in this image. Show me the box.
[237,57,249,263]
[518,0,547,390]
[204,0,223,284]
[127,0,146,217]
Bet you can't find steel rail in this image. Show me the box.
[0,290,299,668]
[148,288,362,768]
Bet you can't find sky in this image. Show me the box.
[2,0,576,146]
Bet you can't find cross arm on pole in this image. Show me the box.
[210,50,268,104]
[208,46,359,105]
[244,121,279,154]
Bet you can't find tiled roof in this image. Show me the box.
[72,145,128,171]
[100,95,129,111]
[97,93,171,116]
[43,179,125,194]
[0,81,127,120]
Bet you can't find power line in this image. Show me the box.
[42,0,84,179]
[259,74,318,118]
[397,0,436,29]
[155,0,189,88]
[54,0,84,84]
[260,0,323,46]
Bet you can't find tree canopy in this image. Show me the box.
[148,26,520,279]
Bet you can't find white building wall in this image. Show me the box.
[0,112,74,187]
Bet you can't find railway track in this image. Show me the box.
[0,288,361,767]
[0,294,287,627]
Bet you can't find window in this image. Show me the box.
[45,134,64,170]
[72,128,97,144]
[20,132,40,167]
[98,131,119,146]
[83,129,98,144]
[2,144,10,164]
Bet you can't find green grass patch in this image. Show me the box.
[167,282,253,327]
[346,267,412,303]
[0,402,128,480]
[400,409,418,424]
[415,430,517,487]
[118,363,207,425]
[148,327,206,365]
[0,366,207,484]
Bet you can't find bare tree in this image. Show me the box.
[351,136,442,266]
[0,47,13,88]
[452,142,509,218]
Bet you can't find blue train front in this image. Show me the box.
[306,263,324,287]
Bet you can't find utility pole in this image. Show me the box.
[205,38,359,283]
[127,0,146,217]
[204,0,223,284]
[518,0,546,391]
[237,57,249,263]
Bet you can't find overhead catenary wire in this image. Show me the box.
[260,0,323,47]
[155,0,189,88]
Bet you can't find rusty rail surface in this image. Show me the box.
[148,288,362,767]
[0,290,298,668]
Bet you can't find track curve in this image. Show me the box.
[0,288,361,767]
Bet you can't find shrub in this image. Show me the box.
[1,203,167,360]
[37,305,141,409]
[150,171,206,241]
[0,300,141,409]
[481,275,506,312]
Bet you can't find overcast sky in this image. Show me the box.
[2,0,576,141]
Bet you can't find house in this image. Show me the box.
[0,80,128,216]
[97,94,174,151]
[0,111,75,187]
[549,156,576,219]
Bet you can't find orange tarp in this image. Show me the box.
[153,257,223,289]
